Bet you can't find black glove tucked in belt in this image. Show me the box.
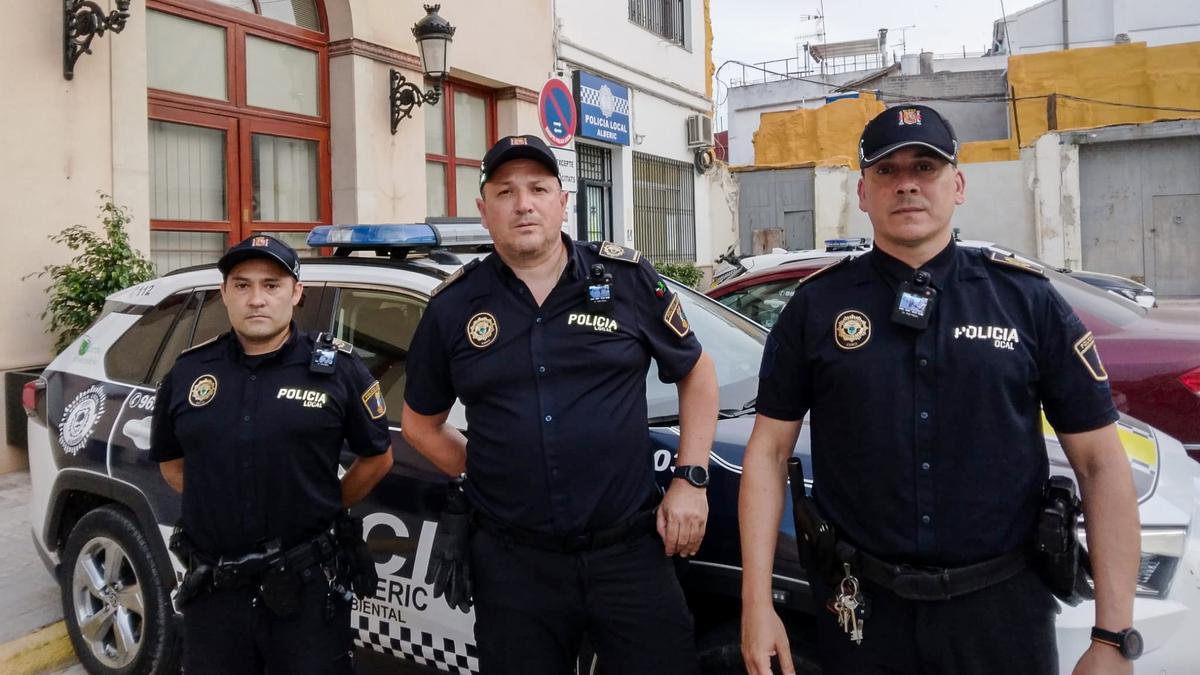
[426,475,473,613]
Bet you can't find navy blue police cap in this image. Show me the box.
[859,104,958,169]
[217,234,301,280]
[479,135,561,192]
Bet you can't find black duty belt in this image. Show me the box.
[474,508,658,553]
[211,529,339,590]
[838,542,1031,601]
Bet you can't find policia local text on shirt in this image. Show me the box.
[150,236,394,675]
[402,135,720,675]
[738,106,1142,675]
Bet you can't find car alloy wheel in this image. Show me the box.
[71,534,145,668]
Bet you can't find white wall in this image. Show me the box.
[1001,0,1200,54]
[1,0,151,374]
[555,0,713,263]
[812,160,1037,255]
[556,0,708,105]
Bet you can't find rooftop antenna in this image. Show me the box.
[888,24,917,56]
[794,3,826,76]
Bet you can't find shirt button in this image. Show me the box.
[535,316,544,324]
[551,469,559,477]
[918,358,928,367]
[919,411,929,420]
[922,515,932,524]
[544,415,553,423]
[243,415,251,422]
[538,365,547,374]
[250,375,256,381]
[921,462,931,471]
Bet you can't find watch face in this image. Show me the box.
[1122,629,1143,660]
[687,466,709,487]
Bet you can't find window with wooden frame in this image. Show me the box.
[146,0,330,272]
[424,81,497,219]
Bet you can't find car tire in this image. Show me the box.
[59,505,181,675]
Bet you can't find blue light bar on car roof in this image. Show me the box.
[305,223,492,249]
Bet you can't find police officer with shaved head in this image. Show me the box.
[738,105,1142,675]
[402,134,720,674]
[150,235,394,674]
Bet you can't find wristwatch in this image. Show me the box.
[673,465,709,488]
[1090,626,1143,661]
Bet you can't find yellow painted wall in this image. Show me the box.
[753,95,885,168]
[704,0,714,100]
[749,41,1200,168]
[1008,41,1200,145]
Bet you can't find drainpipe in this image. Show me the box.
[1061,0,1070,50]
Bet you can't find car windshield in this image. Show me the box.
[646,280,765,422]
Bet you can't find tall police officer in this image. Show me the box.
[738,106,1141,675]
[150,235,394,674]
[401,134,720,674]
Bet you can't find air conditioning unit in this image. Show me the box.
[686,114,714,148]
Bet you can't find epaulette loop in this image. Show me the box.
[983,248,1045,277]
[432,258,482,297]
[597,241,642,264]
[795,257,850,287]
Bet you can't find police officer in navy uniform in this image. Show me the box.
[738,106,1141,675]
[401,134,719,674]
[150,235,394,674]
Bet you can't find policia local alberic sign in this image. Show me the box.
[573,71,631,146]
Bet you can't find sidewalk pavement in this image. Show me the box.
[0,470,78,674]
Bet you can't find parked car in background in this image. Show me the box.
[708,243,1200,462]
[1062,268,1157,308]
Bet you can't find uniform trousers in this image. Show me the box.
[810,566,1060,675]
[182,574,353,675]
[469,527,699,675]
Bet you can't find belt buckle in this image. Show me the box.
[563,532,592,553]
[212,562,238,588]
[890,565,950,601]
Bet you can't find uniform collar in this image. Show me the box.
[868,239,958,289]
[488,232,580,287]
[226,321,303,366]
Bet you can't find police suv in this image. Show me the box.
[23,224,1200,674]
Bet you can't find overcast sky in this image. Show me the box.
[711,0,1045,121]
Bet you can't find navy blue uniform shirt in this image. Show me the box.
[404,236,702,535]
[150,326,392,556]
[757,241,1118,566]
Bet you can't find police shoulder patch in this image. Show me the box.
[795,257,850,288]
[663,293,691,338]
[361,380,387,420]
[983,248,1045,277]
[597,241,642,264]
[431,258,482,297]
[1073,331,1108,381]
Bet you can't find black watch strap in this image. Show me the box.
[1090,627,1143,661]
[673,465,709,488]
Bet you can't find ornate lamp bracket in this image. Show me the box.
[64,0,133,80]
[390,69,443,135]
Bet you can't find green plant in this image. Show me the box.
[653,260,703,289]
[30,195,156,353]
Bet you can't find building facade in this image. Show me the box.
[553,0,719,265]
[2,0,557,459]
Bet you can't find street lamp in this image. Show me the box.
[391,4,456,134]
[64,0,133,80]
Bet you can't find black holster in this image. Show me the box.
[335,511,378,599]
[169,525,214,608]
[787,457,840,585]
[1035,476,1094,606]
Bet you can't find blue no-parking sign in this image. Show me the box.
[539,79,577,147]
